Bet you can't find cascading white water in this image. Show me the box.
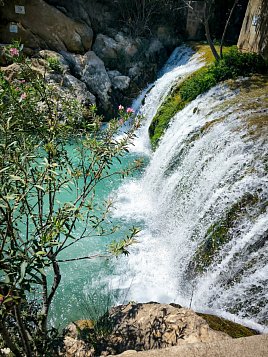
[126,45,204,155]
[111,46,268,331]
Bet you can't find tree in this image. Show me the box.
[182,0,239,60]
[114,0,181,36]
[0,45,141,355]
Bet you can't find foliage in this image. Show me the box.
[0,44,141,356]
[46,57,63,73]
[149,48,267,148]
[79,288,115,347]
[180,48,267,100]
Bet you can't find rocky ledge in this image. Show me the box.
[62,302,258,356]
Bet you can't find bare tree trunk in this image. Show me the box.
[40,258,61,334]
[183,0,220,61]
[204,18,220,61]
[220,0,239,58]
[14,304,33,356]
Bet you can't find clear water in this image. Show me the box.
[51,45,268,333]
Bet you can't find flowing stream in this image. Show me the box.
[52,46,268,332]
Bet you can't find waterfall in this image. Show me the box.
[126,45,204,155]
[111,46,268,331]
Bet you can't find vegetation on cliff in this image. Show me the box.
[149,46,267,149]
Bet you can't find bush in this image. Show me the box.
[0,45,141,356]
[180,48,267,103]
[221,48,267,77]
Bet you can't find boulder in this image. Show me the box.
[0,63,22,81]
[128,62,144,80]
[105,303,231,352]
[1,56,95,107]
[93,34,119,61]
[147,39,164,59]
[60,51,85,78]
[108,71,131,90]
[80,51,112,110]
[46,0,116,34]
[38,50,70,72]
[0,0,93,53]
[63,303,258,356]
[92,33,138,70]
[45,0,92,27]
[63,74,96,105]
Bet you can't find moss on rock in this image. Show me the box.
[190,193,260,274]
[197,313,258,338]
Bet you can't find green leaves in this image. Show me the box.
[109,227,140,257]
[0,49,142,355]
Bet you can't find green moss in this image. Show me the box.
[198,313,258,338]
[188,42,235,65]
[148,91,188,149]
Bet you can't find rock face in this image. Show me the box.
[0,0,93,53]
[80,51,112,111]
[108,71,131,90]
[0,0,185,114]
[114,335,268,357]
[238,0,268,60]
[62,302,256,356]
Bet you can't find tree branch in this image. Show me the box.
[58,253,111,263]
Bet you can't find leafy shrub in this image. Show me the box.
[0,46,141,356]
[221,48,267,77]
[180,48,267,103]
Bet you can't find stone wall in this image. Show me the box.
[238,0,268,59]
[185,1,205,40]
